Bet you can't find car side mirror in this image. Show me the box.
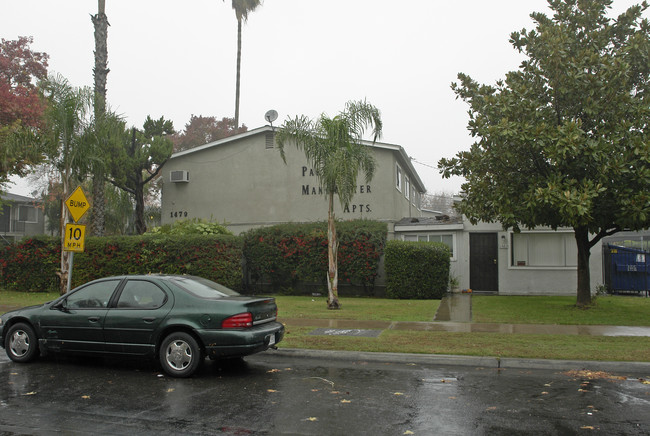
[53,299,69,312]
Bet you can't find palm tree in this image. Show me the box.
[276,100,382,309]
[228,0,262,128]
[90,0,110,236]
[41,74,92,293]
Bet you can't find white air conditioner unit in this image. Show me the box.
[170,170,190,183]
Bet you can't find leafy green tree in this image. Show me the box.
[107,116,174,235]
[227,0,262,128]
[276,100,382,309]
[439,0,650,306]
[90,0,110,236]
[40,74,92,293]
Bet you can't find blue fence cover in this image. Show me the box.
[606,244,649,292]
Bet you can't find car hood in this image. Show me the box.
[2,303,47,318]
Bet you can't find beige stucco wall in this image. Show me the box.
[161,128,425,234]
[454,221,603,295]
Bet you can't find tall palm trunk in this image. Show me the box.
[327,192,341,309]
[234,18,242,128]
[59,172,72,294]
[91,0,109,236]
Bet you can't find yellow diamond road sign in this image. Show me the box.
[65,186,90,223]
[64,223,86,252]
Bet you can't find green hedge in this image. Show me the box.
[0,235,244,293]
[0,236,60,293]
[385,240,450,299]
[242,220,387,293]
[72,235,244,291]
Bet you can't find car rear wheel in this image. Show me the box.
[5,322,39,363]
[159,332,202,378]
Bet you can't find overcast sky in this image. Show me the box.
[3,0,646,197]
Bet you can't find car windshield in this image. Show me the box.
[170,276,240,299]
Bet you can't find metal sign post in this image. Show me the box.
[63,187,90,293]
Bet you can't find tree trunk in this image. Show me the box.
[59,179,71,295]
[91,0,109,236]
[234,18,242,128]
[574,226,592,307]
[134,171,146,235]
[327,193,341,309]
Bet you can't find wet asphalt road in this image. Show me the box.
[1,350,650,435]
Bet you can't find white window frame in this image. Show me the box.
[396,164,402,192]
[510,231,577,269]
[18,205,37,223]
[404,176,410,200]
[402,233,456,260]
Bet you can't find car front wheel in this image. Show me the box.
[159,332,202,378]
[5,322,39,363]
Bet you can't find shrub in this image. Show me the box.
[148,218,232,236]
[72,235,243,291]
[242,220,387,292]
[0,236,60,293]
[385,240,450,299]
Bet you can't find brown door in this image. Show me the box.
[470,233,498,292]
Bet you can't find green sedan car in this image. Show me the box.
[0,275,284,377]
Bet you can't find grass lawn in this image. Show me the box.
[279,326,650,362]
[2,291,649,362]
[0,290,59,311]
[472,295,650,326]
[274,295,439,322]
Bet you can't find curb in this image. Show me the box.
[268,348,650,374]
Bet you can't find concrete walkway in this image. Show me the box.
[279,293,650,337]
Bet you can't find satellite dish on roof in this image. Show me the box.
[264,109,278,124]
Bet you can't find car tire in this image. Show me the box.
[159,332,202,378]
[5,322,39,363]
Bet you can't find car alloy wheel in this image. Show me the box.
[160,332,202,378]
[5,323,39,363]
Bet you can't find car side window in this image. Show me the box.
[66,280,120,309]
[117,280,167,309]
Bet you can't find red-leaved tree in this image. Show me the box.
[0,36,49,185]
[172,115,247,152]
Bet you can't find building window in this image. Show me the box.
[18,206,37,223]
[404,177,410,200]
[403,233,455,258]
[396,164,402,192]
[511,232,577,267]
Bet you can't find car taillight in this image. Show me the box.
[222,312,253,329]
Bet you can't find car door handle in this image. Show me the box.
[88,316,100,323]
[142,317,156,323]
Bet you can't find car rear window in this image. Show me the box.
[170,276,240,299]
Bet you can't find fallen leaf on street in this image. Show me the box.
[486,406,497,411]
[305,417,318,422]
[404,431,415,435]
[267,389,278,393]
[23,392,37,396]
[167,388,175,393]
[267,369,281,373]
[394,392,404,396]
[340,399,351,403]
[81,395,90,399]
[581,426,595,430]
